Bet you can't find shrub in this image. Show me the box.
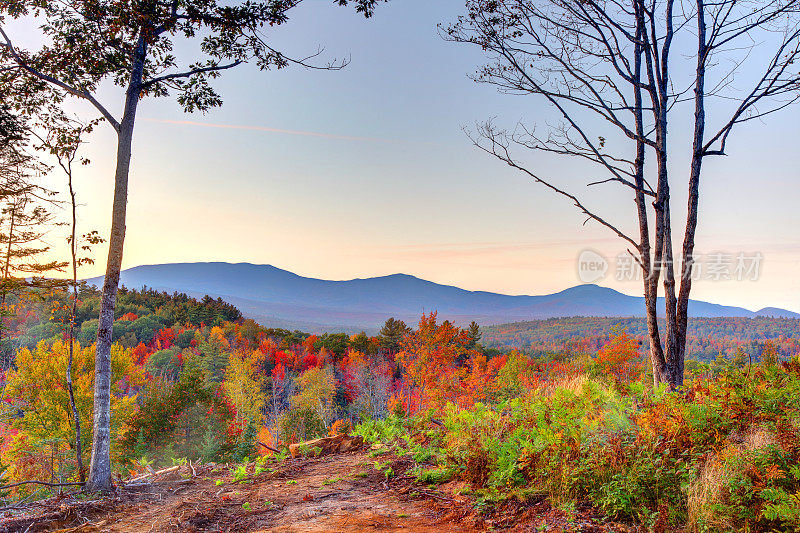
[329,419,352,436]
[417,466,457,484]
[354,415,408,445]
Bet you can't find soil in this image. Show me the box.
[0,448,638,533]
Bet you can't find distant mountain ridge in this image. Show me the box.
[86,262,800,333]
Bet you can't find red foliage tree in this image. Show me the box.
[131,343,151,367]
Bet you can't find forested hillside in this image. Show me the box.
[483,317,800,361]
[0,285,241,365]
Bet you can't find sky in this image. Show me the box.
[11,0,800,313]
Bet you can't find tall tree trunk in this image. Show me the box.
[85,34,145,493]
[67,295,84,483]
[66,157,84,483]
[652,124,671,386]
[661,199,682,387]
[632,0,667,387]
[640,0,684,389]
[676,0,708,384]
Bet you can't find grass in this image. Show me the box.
[368,448,391,458]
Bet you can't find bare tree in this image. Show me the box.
[267,367,295,448]
[348,355,391,421]
[675,0,800,382]
[36,114,105,485]
[445,0,800,389]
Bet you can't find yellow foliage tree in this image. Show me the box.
[2,340,143,491]
[209,326,229,346]
[293,366,336,428]
[223,349,267,435]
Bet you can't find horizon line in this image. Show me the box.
[78,260,800,315]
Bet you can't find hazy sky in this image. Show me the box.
[19,0,800,313]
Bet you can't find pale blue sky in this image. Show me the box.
[20,0,800,312]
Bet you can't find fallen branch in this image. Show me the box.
[419,489,453,501]
[258,440,280,454]
[0,480,84,490]
[128,465,181,483]
[124,482,161,489]
[0,491,42,512]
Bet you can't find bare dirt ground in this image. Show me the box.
[0,449,637,533]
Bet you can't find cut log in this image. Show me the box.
[288,434,364,458]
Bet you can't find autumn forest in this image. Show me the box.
[2,0,800,532]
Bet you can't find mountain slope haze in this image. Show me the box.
[87,262,799,332]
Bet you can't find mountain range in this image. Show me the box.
[86,262,800,333]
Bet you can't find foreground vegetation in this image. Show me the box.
[0,290,798,531]
[357,356,800,531]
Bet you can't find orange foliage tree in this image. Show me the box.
[595,329,643,387]
[395,313,480,412]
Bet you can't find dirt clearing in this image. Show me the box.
[0,448,634,532]
[0,450,472,533]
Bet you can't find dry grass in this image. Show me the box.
[537,374,591,396]
[687,454,737,532]
[687,425,776,532]
[743,426,776,451]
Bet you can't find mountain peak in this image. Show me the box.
[86,262,798,332]
[558,283,607,293]
[755,307,800,319]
